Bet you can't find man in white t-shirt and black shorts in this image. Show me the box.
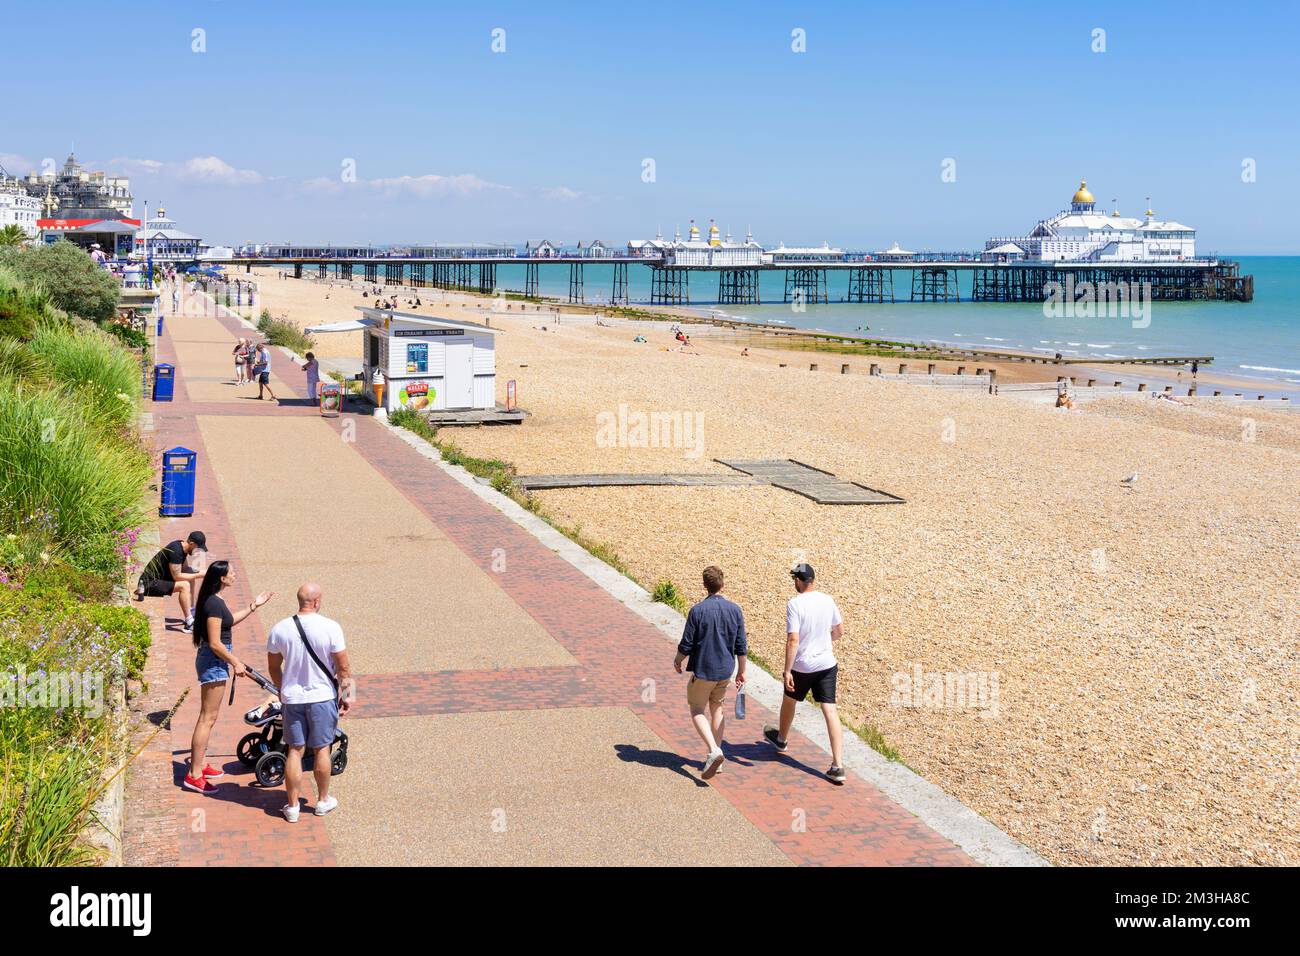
[267,582,355,822]
[763,563,847,784]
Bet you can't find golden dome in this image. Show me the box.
[1072,179,1094,204]
[1146,208,1155,218]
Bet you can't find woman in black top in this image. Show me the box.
[183,560,274,795]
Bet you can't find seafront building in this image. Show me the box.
[985,179,1197,262]
[23,152,133,220]
[764,240,845,264]
[661,220,763,267]
[0,168,41,237]
[133,204,206,261]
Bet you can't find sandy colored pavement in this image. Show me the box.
[326,708,792,866]
[247,271,1300,867]
[168,284,298,402]
[123,296,974,869]
[196,413,577,674]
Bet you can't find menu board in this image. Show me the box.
[319,382,342,418]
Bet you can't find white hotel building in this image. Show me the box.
[985,180,1198,263]
[0,171,41,238]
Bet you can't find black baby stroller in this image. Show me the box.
[235,666,349,788]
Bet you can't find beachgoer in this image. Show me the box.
[135,531,208,632]
[233,338,249,383]
[267,583,354,821]
[674,566,747,779]
[253,342,278,402]
[182,561,273,794]
[763,564,847,785]
[303,352,320,405]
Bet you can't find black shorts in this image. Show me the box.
[139,577,175,597]
[258,371,270,384]
[785,664,838,704]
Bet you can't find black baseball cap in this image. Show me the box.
[791,563,815,582]
[186,531,207,551]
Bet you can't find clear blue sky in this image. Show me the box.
[3,0,1297,251]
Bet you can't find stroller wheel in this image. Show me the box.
[254,751,286,788]
[237,732,268,767]
[331,747,348,776]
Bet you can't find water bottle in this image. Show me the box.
[734,680,747,720]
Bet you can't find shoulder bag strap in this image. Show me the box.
[293,615,338,693]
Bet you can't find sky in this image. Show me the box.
[2,0,1298,252]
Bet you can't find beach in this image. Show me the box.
[248,268,1298,866]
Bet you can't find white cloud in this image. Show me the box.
[108,155,262,185]
[367,173,507,197]
[301,171,508,198]
[0,152,35,175]
[178,156,263,185]
[541,186,582,202]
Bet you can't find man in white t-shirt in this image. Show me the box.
[267,583,354,822]
[763,564,847,784]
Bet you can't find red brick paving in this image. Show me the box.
[121,292,974,867]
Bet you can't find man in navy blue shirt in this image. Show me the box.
[674,566,748,779]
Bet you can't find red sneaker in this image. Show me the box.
[182,774,218,795]
[201,764,225,779]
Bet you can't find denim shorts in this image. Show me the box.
[283,699,339,749]
[195,642,232,685]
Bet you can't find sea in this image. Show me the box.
[483,256,1300,393]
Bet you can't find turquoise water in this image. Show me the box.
[487,256,1300,390]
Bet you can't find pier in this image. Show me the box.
[207,252,1253,306]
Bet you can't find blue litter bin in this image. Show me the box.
[152,363,175,402]
[157,314,165,335]
[160,447,197,517]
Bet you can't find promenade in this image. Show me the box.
[121,284,984,867]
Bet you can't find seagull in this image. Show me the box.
[1120,472,1140,489]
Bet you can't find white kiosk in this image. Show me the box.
[307,307,500,415]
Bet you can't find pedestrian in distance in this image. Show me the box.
[252,341,278,403]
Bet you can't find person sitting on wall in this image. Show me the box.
[136,531,209,632]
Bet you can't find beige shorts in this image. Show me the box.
[687,675,730,710]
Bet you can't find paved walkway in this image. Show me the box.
[122,285,974,866]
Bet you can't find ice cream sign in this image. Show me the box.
[398,381,435,410]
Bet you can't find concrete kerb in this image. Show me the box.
[380,418,1049,867]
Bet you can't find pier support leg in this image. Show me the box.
[650,267,689,306]
[910,267,959,302]
[611,262,628,305]
[783,268,827,305]
[568,262,584,303]
[525,262,539,298]
[718,268,760,304]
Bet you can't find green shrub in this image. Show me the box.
[0,282,46,340]
[0,379,150,575]
[0,240,119,324]
[27,320,141,431]
[652,579,689,614]
[101,321,149,350]
[254,308,314,355]
[0,337,48,385]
